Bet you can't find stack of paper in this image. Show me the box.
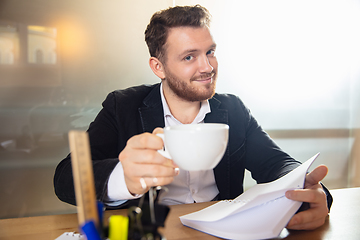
[180,153,320,240]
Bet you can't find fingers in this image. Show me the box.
[126,132,164,152]
[119,131,179,195]
[139,174,179,190]
[121,132,176,166]
[125,168,179,194]
[286,199,328,230]
[285,187,325,203]
[286,187,329,230]
[152,127,164,135]
[122,147,175,167]
[126,162,179,179]
[287,209,327,230]
[304,165,328,187]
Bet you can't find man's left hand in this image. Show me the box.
[285,165,329,230]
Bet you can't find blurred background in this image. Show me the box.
[0,0,359,219]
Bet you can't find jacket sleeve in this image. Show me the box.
[53,92,125,206]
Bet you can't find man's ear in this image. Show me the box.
[149,57,166,79]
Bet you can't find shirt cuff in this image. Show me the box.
[107,162,143,202]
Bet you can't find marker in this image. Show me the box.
[108,215,129,240]
[81,221,102,240]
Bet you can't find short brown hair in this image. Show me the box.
[144,5,211,62]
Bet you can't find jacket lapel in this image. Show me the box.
[206,96,231,200]
[205,96,228,124]
[138,83,165,133]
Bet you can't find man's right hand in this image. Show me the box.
[118,128,179,195]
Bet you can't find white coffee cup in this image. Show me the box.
[156,123,229,171]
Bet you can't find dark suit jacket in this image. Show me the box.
[54,83,332,209]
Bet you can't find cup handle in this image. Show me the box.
[156,133,172,159]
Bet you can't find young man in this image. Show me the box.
[54,5,332,230]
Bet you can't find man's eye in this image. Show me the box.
[207,50,215,56]
[184,55,193,61]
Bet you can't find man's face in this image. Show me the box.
[162,26,218,102]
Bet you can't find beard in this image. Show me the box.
[164,69,217,102]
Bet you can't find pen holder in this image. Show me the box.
[127,187,170,240]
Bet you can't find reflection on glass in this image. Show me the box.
[0,0,358,221]
[0,23,18,65]
[27,25,57,64]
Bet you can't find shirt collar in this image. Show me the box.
[160,83,211,126]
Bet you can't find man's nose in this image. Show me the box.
[198,55,214,73]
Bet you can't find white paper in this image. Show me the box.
[55,232,83,240]
[180,153,320,240]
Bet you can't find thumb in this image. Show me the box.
[305,165,328,187]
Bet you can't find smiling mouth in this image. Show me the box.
[193,72,215,82]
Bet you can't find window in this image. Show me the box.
[0,23,17,65]
[27,25,57,64]
[35,49,43,64]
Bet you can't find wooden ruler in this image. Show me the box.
[68,130,99,227]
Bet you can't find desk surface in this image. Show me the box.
[0,187,359,240]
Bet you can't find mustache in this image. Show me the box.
[191,71,216,81]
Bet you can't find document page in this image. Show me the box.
[180,153,320,240]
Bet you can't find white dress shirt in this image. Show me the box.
[106,83,219,206]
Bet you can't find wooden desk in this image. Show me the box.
[0,187,359,240]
